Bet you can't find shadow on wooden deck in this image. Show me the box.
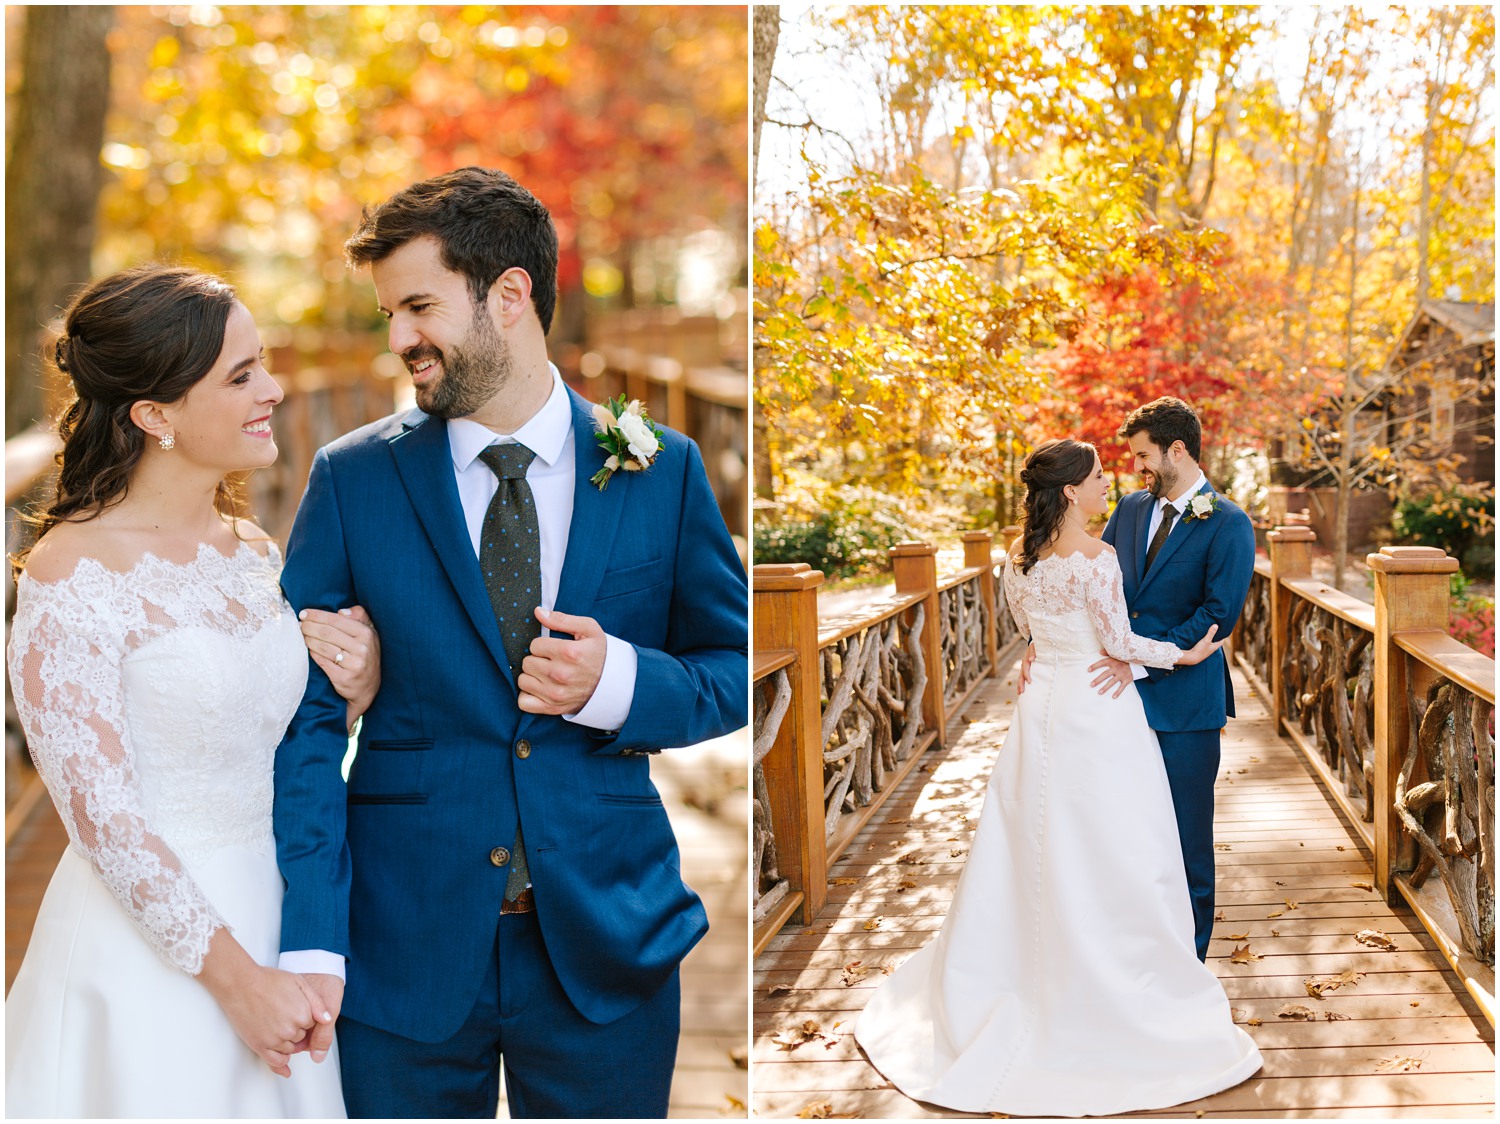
[752,662,1495,1119]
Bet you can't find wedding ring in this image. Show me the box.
[335,650,345,664]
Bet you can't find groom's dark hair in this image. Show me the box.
[345,166,559,333]
[1118,397,1202,461]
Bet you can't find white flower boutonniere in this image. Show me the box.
[589,394,665,490]
[1183,492,1220,522]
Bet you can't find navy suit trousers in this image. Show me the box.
[336,912,680,1119]
[1156,728,1222,961]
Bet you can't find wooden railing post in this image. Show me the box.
[1266,526,1316,731]
[964,531,1000,677]
[1367,545,1460,900]
[891,541,946,747]
[753,563,829,923]
[999,525,1022,553]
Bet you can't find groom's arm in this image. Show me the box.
[595,439,748,752]
[273,447,357,969]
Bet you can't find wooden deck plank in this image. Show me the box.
[752,662,1494,1118]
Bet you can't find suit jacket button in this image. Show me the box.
[490,846,510,867]
[515,739,531,759]
[1130,611,1140,619]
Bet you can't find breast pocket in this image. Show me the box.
[594,557,669,603]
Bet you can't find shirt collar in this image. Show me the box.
[1161,469,1208,513]
[448,363,571,472]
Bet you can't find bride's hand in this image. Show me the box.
[301,606,381,724]
[1176,624,1225,666]
[197,931,332,1077]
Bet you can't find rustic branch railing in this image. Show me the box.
[751,531,1029,955]
[1236,528,1496,1023]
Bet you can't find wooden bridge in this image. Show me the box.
[751,529,1494,1118]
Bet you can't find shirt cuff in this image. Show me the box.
[278,949,346,981]
[564,633,637,732]
[1131,662,1149,681]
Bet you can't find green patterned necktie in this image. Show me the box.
[477,442,539,903]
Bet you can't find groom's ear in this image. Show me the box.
[488,267,534,330]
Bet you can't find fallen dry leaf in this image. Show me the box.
[1237,768,1247,774]
[1215,843,1233,852]
[768,985,792,996]
[1299,842,1305,847]
[1375,1055,1422,1073]
[1215,910,1227,922]
[796,1101,833,1119]
[1246,1017,1263,1026]
[1271,929,1281,937]
[840,961,870,987]
[1410,1001,1421,1008]
[1275,880,1286,887]
[798,927,815,935]
[949,849,967,858]
[885,817,906,825]
[1277,1004,1318,1020]
[1250,756,1261,762]
[946,836,960,842]
[1351,881,1373,891]
[723,1094,746,1115]
[1230,1007,1248,1022]
[1336,845,1346,851]
[1266,910,1284,919]
[772,1021,825,1051]
[1323,1011,1351,1021]
[896,853,925,865]
[1305,968,1363,998]
[896,879,918,892]
[729,1045,748,1070]
[863,917,883,932]
[1230,943,1264,964]
[1354,929,1398,952]
[829,877,858,886]
[1285,899,1299,911]
[1226,931,1250,940]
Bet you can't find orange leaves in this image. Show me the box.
[1229,943,1264,964]
[1304,968,1363,998]
[1354,929,1398,951]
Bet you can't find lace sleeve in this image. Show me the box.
[1084,551,1182,669]
[7,581,227,975]
[1003,553,1030,639]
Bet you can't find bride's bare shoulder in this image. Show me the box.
[20,522,134,584]
[1077,539,1114,561]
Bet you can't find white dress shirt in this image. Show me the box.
[1130,469,1208,682]
[280,365,637,981]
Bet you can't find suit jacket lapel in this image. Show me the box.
[388,412,517,684]
[1133,491,1154,583]
[1137,481,1216,597]
[555,388,628,614]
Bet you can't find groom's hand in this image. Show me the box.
[1017,643,1037,693]
[519,608,607,715]
[1088,651,1132,698]
[295,973,344,1063]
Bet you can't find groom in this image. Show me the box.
[1091,397,1255,961]
[272,167,747,1117]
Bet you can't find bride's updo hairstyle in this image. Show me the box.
[19,266,241,567]
[1016,438,1097,574]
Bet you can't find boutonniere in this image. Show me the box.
[589,395,664,490]
[1182,492,1220,522]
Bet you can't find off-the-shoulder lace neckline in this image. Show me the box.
[1014,548,1113,568]
[18,538,279,591]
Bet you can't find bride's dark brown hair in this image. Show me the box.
[14,265,244,576]
[1015,438,1097,574]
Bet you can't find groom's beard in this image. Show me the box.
[405,305,512,419]
[1144,462,1179,499]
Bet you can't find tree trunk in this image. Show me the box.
[752,6,781,188]
[5,6,114,438]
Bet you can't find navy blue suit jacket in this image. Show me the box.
[273,388,747,1041]
[1100,483,1255,732]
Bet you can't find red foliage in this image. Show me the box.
[1450,597,1495,658]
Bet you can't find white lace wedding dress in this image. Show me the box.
[5,542,346,1118]
[856,547,1261,1116]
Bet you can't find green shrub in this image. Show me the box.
[1393,485,1494,575]
[754,512,904,579]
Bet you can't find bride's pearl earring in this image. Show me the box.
[159,432,176,451]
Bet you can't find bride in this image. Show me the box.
[856,438,1262,1116]
[7,265,381,1118]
